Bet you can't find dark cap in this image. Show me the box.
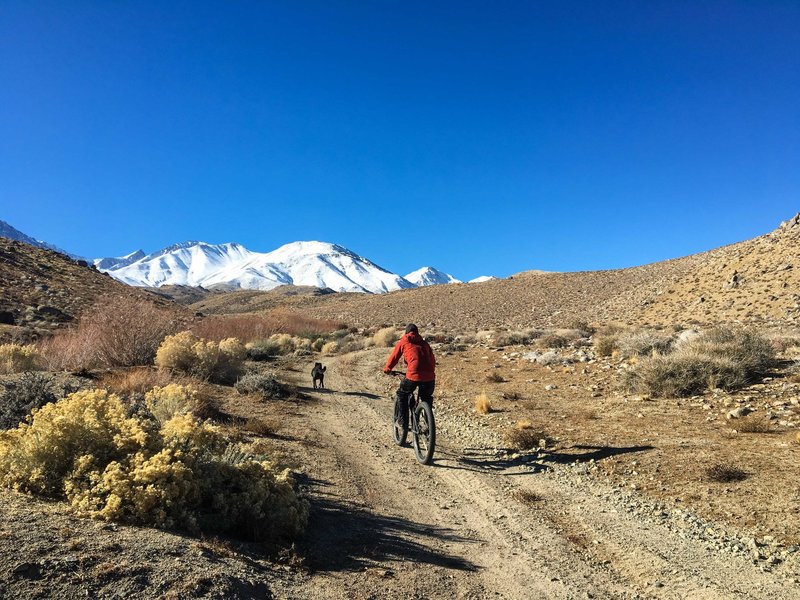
[405,323,419,334]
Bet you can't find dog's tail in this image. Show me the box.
[322,366,327,372]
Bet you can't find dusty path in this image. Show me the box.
[282,350,800,600]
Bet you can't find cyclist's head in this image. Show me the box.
[405,323,419,334]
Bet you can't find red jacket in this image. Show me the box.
[384,332,436,382]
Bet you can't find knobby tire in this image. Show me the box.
[393,397,408,446]
[412,401,435,465]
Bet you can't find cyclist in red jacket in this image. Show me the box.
[384,324,436,429]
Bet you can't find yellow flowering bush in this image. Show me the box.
[145,384,198,425]
[0,344,42,374]
[155,332,245,383]
[0,389,152,495]
[0,389,307,542]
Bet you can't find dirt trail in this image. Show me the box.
[282,350,799,600]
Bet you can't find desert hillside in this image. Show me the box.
[187,216,800,330]
[0,238,177,341]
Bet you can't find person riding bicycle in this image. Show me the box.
[383,324,436,429]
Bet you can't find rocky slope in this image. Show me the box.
[0,238,171,340]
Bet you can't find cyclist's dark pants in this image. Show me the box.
[397,378,435,428]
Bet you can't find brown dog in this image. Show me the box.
[311,362,326,389]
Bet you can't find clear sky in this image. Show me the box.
[1,1,798,281]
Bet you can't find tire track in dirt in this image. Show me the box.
[283,350,799,599]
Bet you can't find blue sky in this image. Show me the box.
[1,1,798,280]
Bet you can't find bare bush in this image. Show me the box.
[39,295,184,371]
[99,368,176,397]
[736,416,774,434]
[192,310,344,343]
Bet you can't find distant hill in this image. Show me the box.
[194,214,800,331]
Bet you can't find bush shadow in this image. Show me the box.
[297,478,478,573]
[438,444,654,474]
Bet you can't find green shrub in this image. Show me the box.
[0,389,307,543]
[0,344,41,374]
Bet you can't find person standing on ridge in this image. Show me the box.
[383,324,436,430]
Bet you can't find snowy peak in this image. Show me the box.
[93,249,146,271]
[469,275,497,283]
[96,240,415,294]
[405,266,461,286]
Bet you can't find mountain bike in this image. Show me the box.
[388,371,436,465]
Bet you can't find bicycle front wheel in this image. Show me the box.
[393,397,408,446]
[412,401,435,464]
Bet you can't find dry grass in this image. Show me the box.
[704,464,749,483]
[736,416,774,434]
[594,335,618,357]
[474,392,492,414]
[98,367,177,396]
[372,327,399,348]
[537,334,568,349]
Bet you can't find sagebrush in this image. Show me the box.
[155,332,245,384]
[0,389,307,542]
[0,344,41,374]
[235,372,289,399]
[623,327,776,398]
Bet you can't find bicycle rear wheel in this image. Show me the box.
[393,397,408,446]
[412,401,435,465]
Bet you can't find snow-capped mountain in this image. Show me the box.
[93,249,146,271]
[97,240,416,294]
[0,219,82,259]
[405,266,461,286]
[469,275,497,283]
